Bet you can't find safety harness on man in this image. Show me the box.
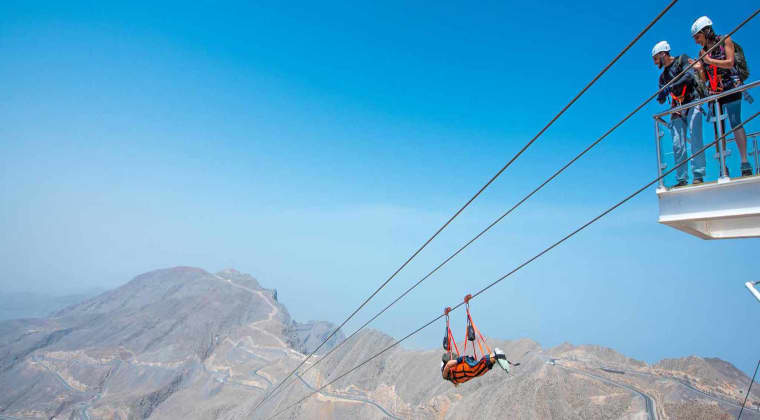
[670,85,688,106]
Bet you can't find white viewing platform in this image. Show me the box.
[657,175,760,239]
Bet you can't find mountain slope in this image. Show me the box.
[0,267,342,419]
[0,267,757,420]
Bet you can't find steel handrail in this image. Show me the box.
[653,80,760,118]
[653,81,759,186]
[699,131,760,142]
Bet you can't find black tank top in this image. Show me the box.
[705,36,742,103]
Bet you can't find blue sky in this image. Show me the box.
[2,1,759,375]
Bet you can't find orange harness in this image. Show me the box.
[446,356,492,384]
[670,85,688,106]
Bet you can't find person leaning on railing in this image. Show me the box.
[653,40,706,187]
[691,16,754,177]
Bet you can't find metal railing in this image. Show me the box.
[654,81,760,189]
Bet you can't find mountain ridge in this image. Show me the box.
[0,267,757,419]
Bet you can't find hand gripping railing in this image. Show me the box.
[653,80,760,119]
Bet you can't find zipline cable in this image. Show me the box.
[264,107,760,420]
[738,358,760,419]
[257,6,759,408]
[249,2,680,412]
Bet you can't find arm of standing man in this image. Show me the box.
[657,73,668,104]
[689,57,706,80]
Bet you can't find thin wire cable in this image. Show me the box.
[267,113,759,420]
[264,107,760,420]
[258,6,760,406]
[738,359,760,419]
[249,2,680,411]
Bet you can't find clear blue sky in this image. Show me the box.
[2,1,759,375]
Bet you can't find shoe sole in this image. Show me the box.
[496,358,510,372]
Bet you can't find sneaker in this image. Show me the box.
[692,177,703,185]
[741,162,754,177]
[673,180,688,187]
[493,348,510,372]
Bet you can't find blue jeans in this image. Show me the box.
[669,106,705,182]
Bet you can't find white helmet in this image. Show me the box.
[651,41,670,57]
[691,16,713,36]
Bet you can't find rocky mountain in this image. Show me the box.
[0,267,758,420]
[0,267,342,419]
[267,332,760,420]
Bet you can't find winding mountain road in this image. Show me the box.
[671,377,760,416]
[620,368,760,418]
[214,275,288,348]
[556,365,657,420]
[212,274,403,419]
[294,373,402,420]
[556,358,760,420]
[26,353,120,420]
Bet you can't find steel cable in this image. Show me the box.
[256,5,760,410]
[738,359,760,419]
[264,103,760,420]
[248,2,681,413]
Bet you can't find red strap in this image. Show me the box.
[472,319,492,355]
[464,299,492,359]
[462,306,473,357]
[707,64,720,92]
[474,321,484,358]
[445,315,460,358]
[462,321,469,356]
[467,310,485,358]
[445,316,451,359]
[464,305,482,359]
[670,85,688,105]
[448,327,460,355]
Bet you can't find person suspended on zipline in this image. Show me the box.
[439,295,518,386]
[441,350,511,386]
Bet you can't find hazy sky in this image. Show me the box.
[2,1,759,375]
